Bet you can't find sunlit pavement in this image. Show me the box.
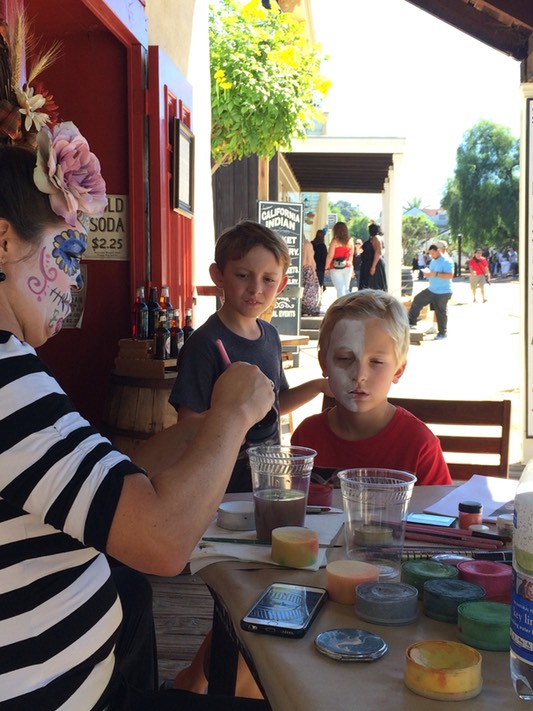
[284,275,522,468]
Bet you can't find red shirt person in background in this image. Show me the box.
[468,248,491,303]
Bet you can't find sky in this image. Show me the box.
[309,0,522,216]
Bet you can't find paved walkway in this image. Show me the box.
[283,275,523,471]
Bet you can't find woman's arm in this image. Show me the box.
[106,362,274,576]
[325,238,337,270]
[369,236,382,275]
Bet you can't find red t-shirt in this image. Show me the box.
[291,407,452,487]
[469,256,488,276]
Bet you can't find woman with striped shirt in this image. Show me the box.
[0,144,272,708]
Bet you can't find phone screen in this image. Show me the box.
[241,583,327,637]
[406,512,457,527]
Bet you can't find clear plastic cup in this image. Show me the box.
[337,468,417,579]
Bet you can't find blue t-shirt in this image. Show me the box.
[429,254,453,294]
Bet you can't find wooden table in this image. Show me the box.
[199,487,520,710]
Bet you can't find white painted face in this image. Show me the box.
[322,318,406,413]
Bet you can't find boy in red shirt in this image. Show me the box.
[292,290,452,487]
[468,248,491,303]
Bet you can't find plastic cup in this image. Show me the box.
[247,445,317,542]
[337,468,417,579]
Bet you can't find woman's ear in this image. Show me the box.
[209,262,224,289]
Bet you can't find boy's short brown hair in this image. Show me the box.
[214,220,291,274]
[318,289,410,365]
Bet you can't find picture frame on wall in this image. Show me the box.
[171,118,194,215]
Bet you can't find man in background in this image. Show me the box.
[408,241,454,340]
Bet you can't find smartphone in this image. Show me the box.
[240,582,328,638]
[406,512,457,527]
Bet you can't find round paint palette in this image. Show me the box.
[314,628,388,662]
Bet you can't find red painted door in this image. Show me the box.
[147,46,194,316]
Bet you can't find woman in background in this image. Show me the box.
[312,228,328,289]
[359,222,387,291]
[325,222,354,298]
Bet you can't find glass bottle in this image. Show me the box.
[159,285,174,323]
[132,285,148,340]
[169,308,184,358]
[154,312,171,360]
[183,308,194,342]
[147,286,161,339]
[511,459,533,699]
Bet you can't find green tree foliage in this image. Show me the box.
[209,0,331,172]
[442,120,519,250]
[328,200,370,239]
[403,197,423,212]
[402,214,438,264]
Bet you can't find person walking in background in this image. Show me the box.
[417,250,427,280]
[301,236,321,315]
[325,221,355,298]
[312,228,328,290]
[408,243,453,340]
[352,238,363,290]
[359,222,388,291]
[468,248,491,303]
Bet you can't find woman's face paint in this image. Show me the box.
[323,318,405,413]
[18,223,86,343]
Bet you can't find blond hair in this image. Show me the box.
[318,289,409,364]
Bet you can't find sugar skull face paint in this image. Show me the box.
[322,318,406,413]
[15,223,86,345]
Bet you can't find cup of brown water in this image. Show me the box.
[247,445,317,542]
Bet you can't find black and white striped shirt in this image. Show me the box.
[0,331,141,709]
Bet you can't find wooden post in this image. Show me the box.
[258,156,269,200]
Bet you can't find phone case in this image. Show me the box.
[240,583,327,638]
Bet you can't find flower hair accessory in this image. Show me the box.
[0,1,107,225]
[34,122,107,227]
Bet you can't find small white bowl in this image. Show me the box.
[217,501,255,531]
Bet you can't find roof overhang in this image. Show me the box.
[405,0,533,61]
[283,136,406,194]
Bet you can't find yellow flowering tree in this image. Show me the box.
[209,0,331,173]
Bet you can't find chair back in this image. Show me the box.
[321,396,511,480]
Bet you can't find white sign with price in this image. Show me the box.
[84,195,129,261]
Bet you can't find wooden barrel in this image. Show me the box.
[401,266,414,297]
[102,373,177,459]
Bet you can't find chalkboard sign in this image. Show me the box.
[258,201,303,339]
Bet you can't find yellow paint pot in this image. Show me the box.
[404,640,482,701]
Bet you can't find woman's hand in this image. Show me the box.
[370,266,376,276]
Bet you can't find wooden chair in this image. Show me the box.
[322,396,511,480]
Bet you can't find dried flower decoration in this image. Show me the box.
[0,1,107,224]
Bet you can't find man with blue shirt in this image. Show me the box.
[408,241,454,340]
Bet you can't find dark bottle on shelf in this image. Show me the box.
[132,285,148,340]
[159,285,174,323]
[154,313,171,360]
[169,308,184,358]
[183,308,194,341]
[147,286,161,339]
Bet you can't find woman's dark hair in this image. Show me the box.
[368,222,381,237]
[332,221,350,245]
[0,144,62,243]
[313,229,325,244]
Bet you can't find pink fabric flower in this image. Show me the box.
[33,121,107,227]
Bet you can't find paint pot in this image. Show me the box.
[326,560,379,605]
[457,600,511,651]
[457,559,512,604]
[217,501,255,531]
[401,560,458,599]
[355,581,419,625]
[423,579,485,623]
[404,640,482,701]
